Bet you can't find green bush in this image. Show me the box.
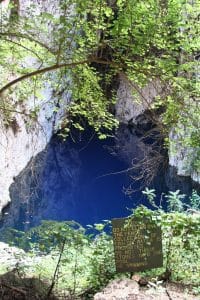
[2,190,200,297]
[139,189,200,285]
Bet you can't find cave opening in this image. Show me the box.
[0,123,199,232]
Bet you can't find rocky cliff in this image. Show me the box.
[115,75,200,185]
[0,0,67,211]
[0,0,199,219]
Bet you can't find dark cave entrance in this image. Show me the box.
[0,123,199,231]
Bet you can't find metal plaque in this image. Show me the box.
[112,217,163,272]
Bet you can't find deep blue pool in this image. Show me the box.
[1,127,198,231]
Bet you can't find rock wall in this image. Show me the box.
[0,0,68,212]
[115,75,162,124]
[115,76,200,185]
[0,0,199,218]
[0,81,70,212]
[169,131,200,183]
[0,136,81,229]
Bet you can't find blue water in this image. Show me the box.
[2,129,197,231]
[67,137,141,225]
[2,133,148,230]
[37,135,143,227]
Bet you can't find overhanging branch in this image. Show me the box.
[0,58,119,96]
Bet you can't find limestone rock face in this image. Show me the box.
[115,76,200,184]
[169,131,200,183]
[1,137,81,229]
[0,0,68,212]
[115,76,161,124]
[0,0,199,217]
[0,84,70,211]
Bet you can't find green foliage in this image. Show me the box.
[191,150,200,172]
[189,190,200,211]
[142,188,189,212]
[0,0,199,149]
[2,220,116,297]
[3,189,200,296]
[129,203,200,285]
[165,190,185,212]
[142,187,157,208]
[2,220,87,253]
[67,65,119,138]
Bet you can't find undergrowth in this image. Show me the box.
[0,189,199,298]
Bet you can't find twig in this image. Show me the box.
[45,238,66,299]
[0,57,119,96]
[165,283,173,300]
